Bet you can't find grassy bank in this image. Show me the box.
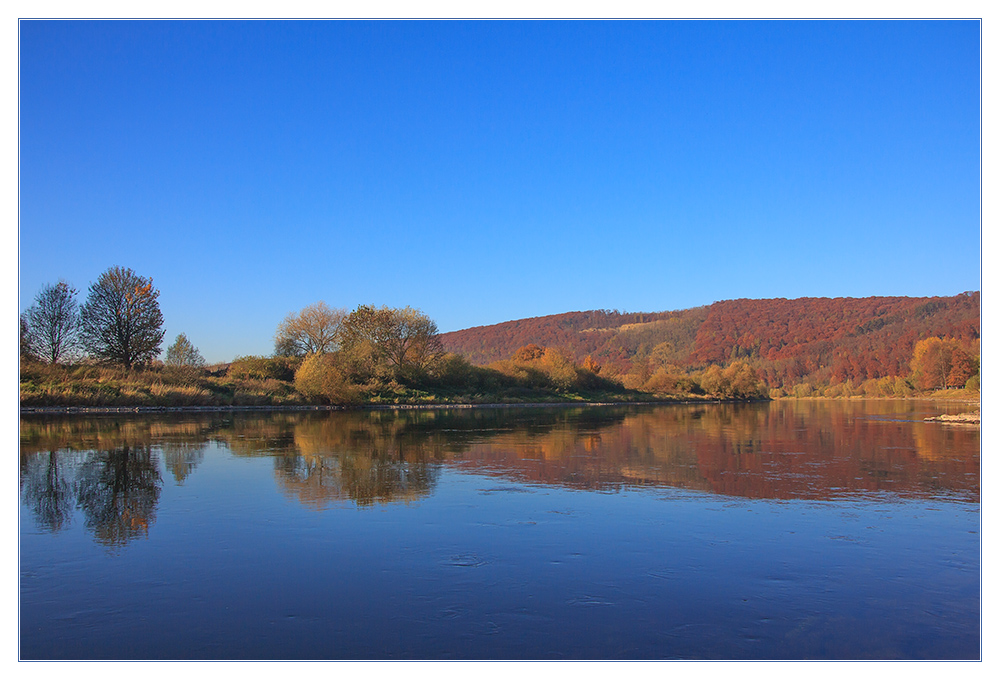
[21,360,979,410]
[20,358,980,408]
[19,362,303,407]
[19,361,701,409]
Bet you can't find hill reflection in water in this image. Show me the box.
[21,401,979,546]
[19,401,981,660]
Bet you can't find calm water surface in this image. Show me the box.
[19,401,980,659]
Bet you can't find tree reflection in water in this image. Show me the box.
[19,401,980,547]
[274,452,441,508]
[75,445,161,549]
[20,450,77,533]
[21,442,163,549]
[160,442,206,485]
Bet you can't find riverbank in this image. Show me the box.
[20,361,977,413]
[20,397,745,415]
[772,392,980,405]
[21,394,979,416]
[19,360,731,411]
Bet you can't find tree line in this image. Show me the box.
[20,266,201,370]
[19,272,979,406]
[19,272,457,404]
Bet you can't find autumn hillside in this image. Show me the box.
[440,293,981,390]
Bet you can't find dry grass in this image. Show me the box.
[20,361,305,407]
[920,387,981,404]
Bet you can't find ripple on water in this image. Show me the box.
[478,486,533,495]
[567,596,615,607]
[446,554,489,568]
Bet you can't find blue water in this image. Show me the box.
[19,401,980,659]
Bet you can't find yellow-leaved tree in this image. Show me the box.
[294,353,359,405]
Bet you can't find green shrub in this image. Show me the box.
[431,352,478,387]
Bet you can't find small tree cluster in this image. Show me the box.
[615,340,704,395]
[276,301,444,381]
[910,337,979,391]
[20,268,199,372]
[485,344,610,393]
[340,305,444,381]
[274,302,446,404]
[643,365,699,395]
[859,376,915,398]
[699,360,766,399]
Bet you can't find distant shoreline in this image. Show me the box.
[18,398,747,416]
[18,394,979,416]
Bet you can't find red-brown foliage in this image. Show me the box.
[440,293,980,389]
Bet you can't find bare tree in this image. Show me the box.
[274,302,346,356]
[20,315,39,363]
[80,266,165,368]
[23,280,82,364]
[388,306,444,375]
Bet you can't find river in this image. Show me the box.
[19,400,980,659]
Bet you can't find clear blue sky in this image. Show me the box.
[18,20,981,363]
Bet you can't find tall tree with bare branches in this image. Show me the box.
[23,280,82,364]
[274,302,346,356]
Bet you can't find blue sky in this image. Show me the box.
[18,20,981,363]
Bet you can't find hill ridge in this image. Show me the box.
[440,293,980,389]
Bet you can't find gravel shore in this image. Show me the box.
[924,412,980,424]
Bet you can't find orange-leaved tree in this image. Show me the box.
[512,344,546,362]
[910,337,978,390]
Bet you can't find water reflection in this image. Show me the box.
[279,412,455,507]
[20,450,76,532]
[20,402,980,546]
[76,445,161,549]
[161,442,206,485]
[21,443,163,549]
[275,453,441,508]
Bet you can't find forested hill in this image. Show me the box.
[440,293,980,388]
